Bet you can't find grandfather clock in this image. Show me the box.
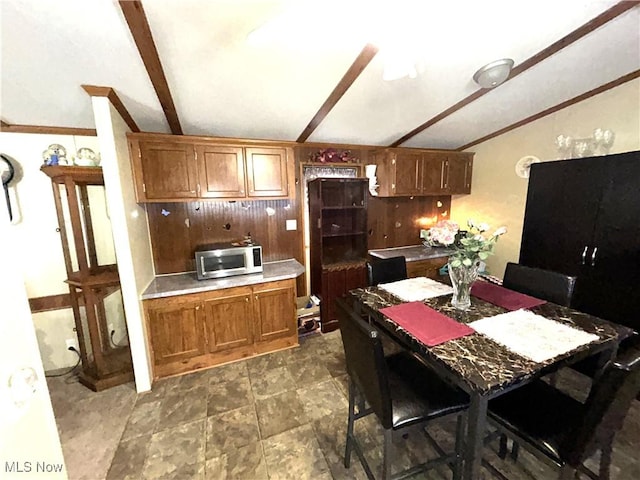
[42,165,133,391]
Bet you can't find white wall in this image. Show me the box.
[0,132,125,371]
[91,97,155,393]
[451,78,640,277]
[0,189,67,479]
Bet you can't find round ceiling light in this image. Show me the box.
[473,58,514,89]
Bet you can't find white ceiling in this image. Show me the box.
[1,0,638,150]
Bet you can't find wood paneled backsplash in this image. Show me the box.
[367,196,452,249]
[147,198,303,275]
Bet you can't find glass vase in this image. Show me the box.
[448,259,480,310]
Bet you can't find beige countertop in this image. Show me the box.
[368,245,453,262]
[142,259,305,300]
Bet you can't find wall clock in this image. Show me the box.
[515,155,541,179]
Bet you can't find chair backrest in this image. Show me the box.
[503,262,576,307]
[335,297,393,428]
[366,256,408,286]
[562,340,640,466]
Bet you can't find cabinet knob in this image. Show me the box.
[196,305,201,310]
[245,297,249,303]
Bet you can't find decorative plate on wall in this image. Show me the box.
[515,155,541,179]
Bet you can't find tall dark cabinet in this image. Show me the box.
[519,151,640,331]
[308,178,368,332]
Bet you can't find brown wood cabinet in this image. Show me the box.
[128,133,294,203]
[144,279,297,379]
[370,149,473,197]
[308,178,369,332]
[320,264,368,333]
[406,257,448,279]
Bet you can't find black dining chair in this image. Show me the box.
[336,297,469,480]
[487,342,640,480]
[366,256,408,286]
[502,262,576,307]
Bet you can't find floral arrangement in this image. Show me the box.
[420,219,507,268]
[309,148,356,163]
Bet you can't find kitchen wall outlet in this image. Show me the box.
[66,338,79,352]
[286,219,297,231]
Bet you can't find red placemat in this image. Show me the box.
[379,302,475,347]
[471,281,546,311]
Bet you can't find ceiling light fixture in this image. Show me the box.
[472,58,514,89]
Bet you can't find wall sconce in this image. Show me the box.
[555,129,615,159]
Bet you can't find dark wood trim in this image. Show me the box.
[29,293,75,313]
[0,124,97,136]
[1,119,9,128]
[118,0,182,135]
[389,1,639,147]
[457,70,640,151]
[297,43,378,143]
[81,85,140,132]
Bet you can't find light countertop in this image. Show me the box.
[142,259,305,300]
[368,245,453,262]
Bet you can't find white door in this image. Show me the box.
[0,201,67,478]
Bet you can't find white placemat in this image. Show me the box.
[379,277,453,302]
[469,310,599,363]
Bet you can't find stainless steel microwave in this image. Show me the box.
[195,242,263,280]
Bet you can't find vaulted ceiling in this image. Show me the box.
[1,0,639,150]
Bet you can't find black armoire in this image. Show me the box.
[519,151,640,333]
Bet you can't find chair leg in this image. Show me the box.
[382,428,392,480]
[344,379,356,468]
[498,434,508,459]
[453,414,465,480]
[599,435,614,480]
[510,440,520,460]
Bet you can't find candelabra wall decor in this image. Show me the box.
[555,129,615,159]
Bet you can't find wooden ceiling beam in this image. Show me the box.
[457,69,640,152]
[118,0,182,134]
[81,85,140,132]
[297,43,378,143]
[389,0,639,148]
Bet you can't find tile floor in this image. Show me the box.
[47,330,639,479]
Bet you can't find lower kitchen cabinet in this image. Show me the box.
[406,257,448,279]
[144,279,297,379]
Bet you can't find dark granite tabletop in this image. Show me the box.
[350,285,629,396]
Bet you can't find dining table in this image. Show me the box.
[348,278,633,480]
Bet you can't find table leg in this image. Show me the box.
[463,394,488,480]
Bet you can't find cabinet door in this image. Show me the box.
[446,154,473,194]
[196,144,246,198]
[146,299,205,366]
[406,258,448,278]
[253,280,296,342]
[394,152,422,195]
[573,153,640,327]
[421,152,448,194]
[520,158,606,275]
[245,147,289,197]
[203,288,253,352]
[138,141,198,200]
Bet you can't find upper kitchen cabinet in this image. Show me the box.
[127,133,295,202]
[245,147,289,197]
[136,140,199,200]
[370,148,473,197]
